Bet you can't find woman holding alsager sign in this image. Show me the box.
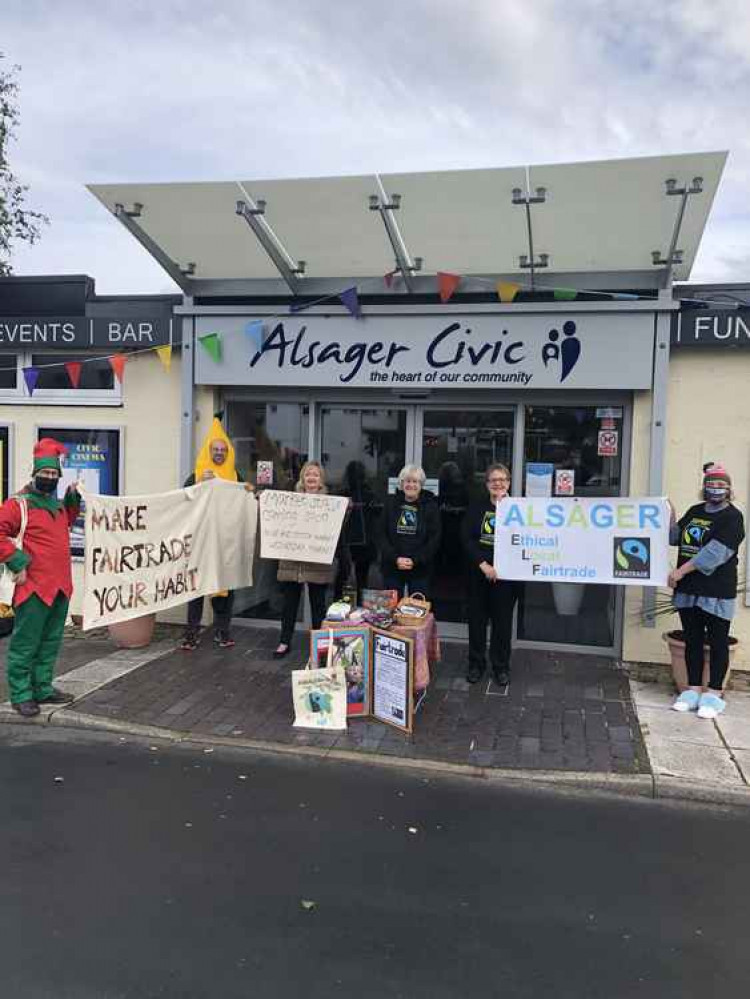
[274,461,339,660]
[462,463,519,687]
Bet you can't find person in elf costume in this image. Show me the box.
[0,439,80,717]
[180,416,253,651]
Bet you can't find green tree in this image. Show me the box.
[0,53,48,276]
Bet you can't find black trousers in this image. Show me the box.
[467,569,518,672]
[678,606,731,691]
[186,592,234,634]
[334,553,373,606]
[280,581,328,645]
[381,568,431,601]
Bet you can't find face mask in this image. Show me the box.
[34,475,59,495]
[704,486,728,503]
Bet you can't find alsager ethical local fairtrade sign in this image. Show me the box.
[195,313,656,390]
[493,497,670,586]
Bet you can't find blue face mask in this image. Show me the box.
[704,486,728,504]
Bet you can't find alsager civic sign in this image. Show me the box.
[195,312,655,389]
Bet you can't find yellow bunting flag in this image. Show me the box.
[156,345,172,372]
[496,282,521,303]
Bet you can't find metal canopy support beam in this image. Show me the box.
[112,203,195,294]
[652,176,704,288]
[512,182,547,291]
[235,184,305,295]
[369,175,421,293]
[179,302,195,485]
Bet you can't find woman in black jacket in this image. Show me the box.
[379,465,440,599]
[461,463,518,686]
[669,463,745,718]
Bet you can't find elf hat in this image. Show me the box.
[33,438,67,473]
[703,463,731,488]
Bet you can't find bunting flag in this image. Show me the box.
[611,292,639,301]
[437,272,461,303]
[23,367,40,396]
[553,288,578,301]
[384,270,397,289]
[496,281,521,303]
[245,320,265,350]
[156,345,172,372]
[108,354,127,383]
[65,361,82,389]
[198,332,222,363]
[338,286,361,318]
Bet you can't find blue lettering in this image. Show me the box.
[426,323,463,369]
[502,503,526,528]
[546,503,565,527]
[590,503,613,528]
[639,504,661,529]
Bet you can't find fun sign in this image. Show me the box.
[493,497,670,586]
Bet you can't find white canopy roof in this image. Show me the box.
[88,151,726,292]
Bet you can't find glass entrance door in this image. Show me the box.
[516,404,625,650]
[419,408,515,626]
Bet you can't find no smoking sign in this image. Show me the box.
[597,430,619,457]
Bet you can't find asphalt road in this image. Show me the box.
[1,725,749,999]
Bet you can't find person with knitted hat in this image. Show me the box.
[0,438,81,717]
[179,416,254,651]
[668,462,745,719]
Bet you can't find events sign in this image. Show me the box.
[0,316,174,349]
[195,313,655,390]
[259,490,348,564]
[493,497,670,586]
[82,479,257,629]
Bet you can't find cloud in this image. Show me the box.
[3,0,750,291]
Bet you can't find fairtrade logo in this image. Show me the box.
[613,537,651,579]
[308,691,332,714]
[542,320,582,382]
[683,524,707,547]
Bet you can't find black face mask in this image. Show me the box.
[34,475,59,495]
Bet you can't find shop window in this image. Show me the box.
[0,354,19,390]
[37,427,122,558]
[32,353,115,392]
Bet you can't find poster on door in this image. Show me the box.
[493,496,670,586]
[555,469,575,496]
[597,430,619,457]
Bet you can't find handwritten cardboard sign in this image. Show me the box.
[259,490,348,564]
[82,479,257,629]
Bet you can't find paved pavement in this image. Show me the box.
[25,626,649,775]
[2,724,750,999]
[633,680,750,794]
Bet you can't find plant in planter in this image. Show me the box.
[636,581,744,692]
[108,613,156,649]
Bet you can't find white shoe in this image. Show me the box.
[672,690,700,713]
[697,692,726,720]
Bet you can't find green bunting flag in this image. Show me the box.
[553,288,578,301]
[198,332,222,363]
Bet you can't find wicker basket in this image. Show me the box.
[393,592,431,626]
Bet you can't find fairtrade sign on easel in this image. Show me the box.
[371,628,415,734]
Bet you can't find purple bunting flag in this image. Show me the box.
[339,286,361,318]
[23,367,40,396]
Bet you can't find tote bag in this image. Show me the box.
[292,630,347,731]
[0,498,28,608]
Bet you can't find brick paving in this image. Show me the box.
[69,627,649,774]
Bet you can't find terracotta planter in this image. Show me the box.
[108,614,156,649]
[663,629,738,692]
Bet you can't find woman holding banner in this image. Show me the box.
[669,463,745,719]
[462,464,519,686]
[274,461,338,659]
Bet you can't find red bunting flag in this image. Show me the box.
[65,361,82,389]
[108,355,127,383]
[384,270,397,289]
[437,272,461,303]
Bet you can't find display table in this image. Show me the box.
[321,612,440,693]
[391,612,440,692]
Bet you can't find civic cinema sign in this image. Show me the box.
[673,309,750,348]
[0,316,173,349]
[195,312,655,390]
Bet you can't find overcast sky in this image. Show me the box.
[3,0,750,294]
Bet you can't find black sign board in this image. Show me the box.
[0,316,174,350]
[672,309,750,348]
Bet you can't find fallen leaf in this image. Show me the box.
[300,899,317,912]
[53,776,64,783]
[408,827,418,834]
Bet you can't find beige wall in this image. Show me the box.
[0,351,194,617]
[624,351,750,667]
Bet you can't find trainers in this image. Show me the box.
[466,663,486,684]
[213,631,235,649]
[36,688,75,705]
[672,690,700,713]
[180,630,200,651]
[13,700,40,718]
[697,692,726,720]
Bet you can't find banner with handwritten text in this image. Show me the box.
[82,479,257,629]
[259,490,347,564]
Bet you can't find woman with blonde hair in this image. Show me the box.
[273,461,335,659]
